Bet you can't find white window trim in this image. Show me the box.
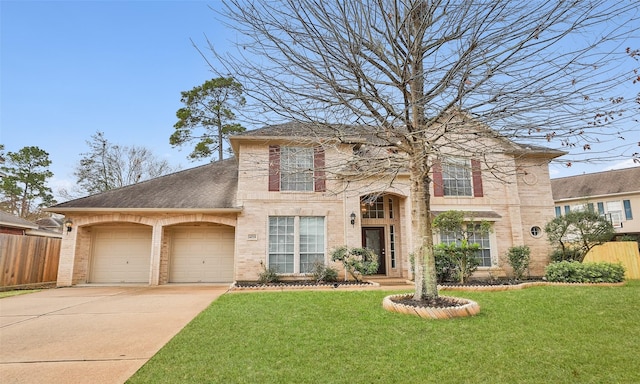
[267,215,327,275]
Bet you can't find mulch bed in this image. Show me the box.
[233,280,373,288]
[391,295,466,308]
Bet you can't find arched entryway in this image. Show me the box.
[359,193,404,277]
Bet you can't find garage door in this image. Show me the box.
[89,227,152,283]
[169,226,235,283]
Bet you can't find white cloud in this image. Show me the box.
[602,159,640,172]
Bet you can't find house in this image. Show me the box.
[1,211,39,235]
[551,166,640,241]
[0,211,62,238]
[47,121,564,286]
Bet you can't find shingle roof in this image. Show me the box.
[551,166,640,200]
[48,158,238,210]
[0,211,39,229]
[236,122,565,158]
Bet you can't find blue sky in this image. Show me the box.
[1,1,229,199]
[1,1,638,202]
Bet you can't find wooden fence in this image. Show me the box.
[584,241,640,279]
[0,234,61,289]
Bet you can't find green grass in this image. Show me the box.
[0,289,39,298]
[128,281,640,384]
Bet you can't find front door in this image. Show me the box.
[362,227,386,275]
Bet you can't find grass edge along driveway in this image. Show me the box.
[128,281,640,384]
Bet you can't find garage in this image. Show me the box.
[169,225,235,283]
[89,226,152,283]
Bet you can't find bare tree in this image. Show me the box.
[61,131,178,199]
[210,0,639,300]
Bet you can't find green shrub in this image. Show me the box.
[506,245,531,280]
[330,246,379,282]
[544,261,625,283]
[434,249,457,283]
[310,262,338,283]
[257,263,280,284]
[434,241,480,284]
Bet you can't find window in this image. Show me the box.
[361,195,384,219]
[564,205,571,214]
[268,146,325,192]
[439,224,492,267]
[433,158,483,197]
[268,216,325,273]
[530,226,542,238]
[623,200,633,220]
[606,201,623,228]
[597,202,605,215]
[389,225,396,269]
[299,217,325,273]
[555,206,562,217]
[280,147,314,191]
[442,158,473,196]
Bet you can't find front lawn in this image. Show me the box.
[128,281,640,383]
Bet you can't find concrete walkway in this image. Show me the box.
[0,285,229,384]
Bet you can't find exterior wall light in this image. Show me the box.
[350,212,356,226]
[64,218,73,233]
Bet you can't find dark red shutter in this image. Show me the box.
[471,159,483,197]
[268,145,280,191]
[314,147,326,192]
[432,159,444,197]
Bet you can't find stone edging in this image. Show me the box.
[229,281,379,291]
[437,281,626,292]
[382,293,480,319]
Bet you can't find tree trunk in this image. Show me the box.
[410,153,438,300]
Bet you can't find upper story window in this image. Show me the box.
[442,158,473,197]
[432,158,484,197]
[281,147,314,191]
[269,145,325,192]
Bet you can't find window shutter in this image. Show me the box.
[268,145,280,191]
[313,147,326,192]
[471,159,484,197]
[432,159,444,197]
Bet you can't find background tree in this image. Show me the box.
[0,146,56,219]
[61,131,177,198]
[544,210,615,262]
[212,0,639,301]
[170,77,246,161]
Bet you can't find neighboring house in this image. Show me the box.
[47,121,563,286]
[35,217,64,233]
[551,166,640,240]
[0,211,62,238]
[0,211,39,235]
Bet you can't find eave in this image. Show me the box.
[43,207,244,214]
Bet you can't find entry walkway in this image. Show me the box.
[0,285,228,384]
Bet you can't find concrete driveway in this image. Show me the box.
[0,285,229,384]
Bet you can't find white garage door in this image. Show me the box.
[90,227,152,283]
[169,226,235,283]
